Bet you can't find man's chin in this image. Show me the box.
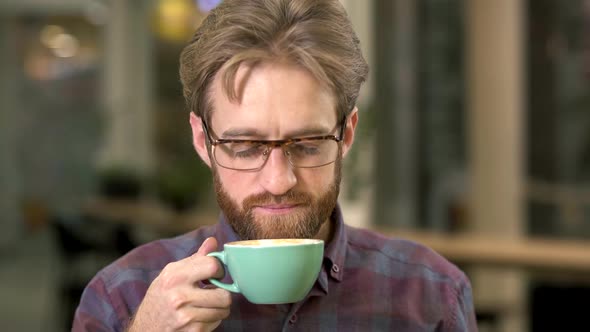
[244,211,323,239]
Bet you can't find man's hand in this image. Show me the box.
[127,237,231,332]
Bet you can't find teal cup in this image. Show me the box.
[207,239,324,304]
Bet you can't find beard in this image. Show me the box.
[213,157,342,240]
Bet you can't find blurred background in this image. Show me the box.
[0,0,589,331]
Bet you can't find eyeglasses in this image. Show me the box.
[202,118,346,171]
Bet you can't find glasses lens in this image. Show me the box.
[215,142,267,170]
[287,139,339,168]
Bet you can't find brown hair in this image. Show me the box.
[179,0,369,124]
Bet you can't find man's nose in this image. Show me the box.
[258,147,297,195]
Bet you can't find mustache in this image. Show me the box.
[242,190,313,209]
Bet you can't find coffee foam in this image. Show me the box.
[227,239,323,247]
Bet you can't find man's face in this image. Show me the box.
[190,61,357,241]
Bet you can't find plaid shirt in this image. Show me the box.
[73,205,477,331]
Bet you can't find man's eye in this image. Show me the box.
[229,143,265,158]
[291,142,321,156]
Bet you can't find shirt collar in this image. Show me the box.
[322,204,347,282]
[213,204,348,288]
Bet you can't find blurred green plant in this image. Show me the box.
[154,157,212,211]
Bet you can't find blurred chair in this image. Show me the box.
[51,215,134,329]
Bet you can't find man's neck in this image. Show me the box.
[314,217,334,243]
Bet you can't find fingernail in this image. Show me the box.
[197,238,210,254]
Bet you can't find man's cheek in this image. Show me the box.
[219,174,247,205]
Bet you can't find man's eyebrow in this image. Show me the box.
[286,126,333,137]
[220,125,334,139]
[221,128,264,138]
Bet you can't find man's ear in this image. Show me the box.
[341,107,359,158]
[189,112,212,167]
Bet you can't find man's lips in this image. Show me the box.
[253,203,302,214]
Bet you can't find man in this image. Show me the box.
[74,0,478,331]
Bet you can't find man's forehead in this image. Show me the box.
[207,61,338,129]
[211,60,335,105]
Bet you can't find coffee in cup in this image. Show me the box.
[207,238,324,304]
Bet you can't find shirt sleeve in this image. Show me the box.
[72,276,128,332]
[446,277,479,332]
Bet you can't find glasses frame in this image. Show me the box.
[202,117,347,171]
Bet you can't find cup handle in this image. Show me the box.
[206,251,240,293]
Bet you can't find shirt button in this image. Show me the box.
[331,264,340,273]
[289,314,298,324]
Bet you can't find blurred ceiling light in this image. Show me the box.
[51,33,80,58]
[154,0,198,42]
[40,25,65,48]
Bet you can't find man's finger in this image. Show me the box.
[192,238,225,280]
[196,237,219,256]
[184,287,232,310]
